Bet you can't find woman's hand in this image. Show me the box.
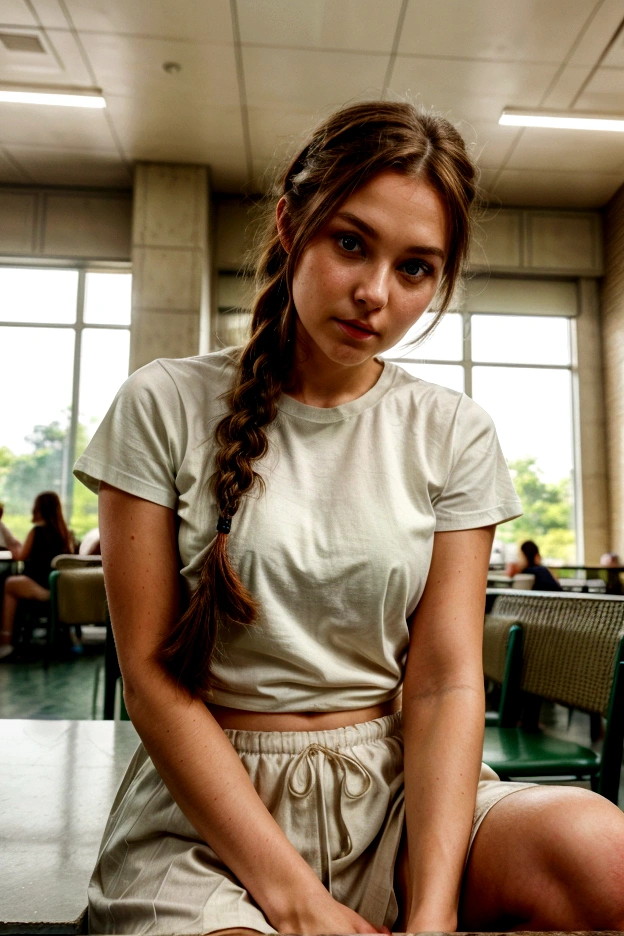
[274,892,390,935]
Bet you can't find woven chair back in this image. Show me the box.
[490,592,624,716]
[56,567,107,625]
[483,614,520,683]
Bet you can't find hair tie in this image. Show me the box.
[216,516,231,535]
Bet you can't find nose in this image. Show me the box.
[353,262,390,311]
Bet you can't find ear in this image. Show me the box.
[276,197,292,254]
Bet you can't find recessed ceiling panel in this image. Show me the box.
[59,0,233,43]
[389,56,559,124]
[506,127,624,173]
[493,167,624,208]
[0,1,37,27]
[399,0,601,63]
[243,46,388,109]
[238,0,402,53]
[3,144,132,185]
[81,33,240,106]
[0,27,93,83]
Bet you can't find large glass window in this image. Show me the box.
[382,295,578,563]
[0,265,131,543]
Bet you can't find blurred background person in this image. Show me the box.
[0,491,73,660]
[506,539,563,592]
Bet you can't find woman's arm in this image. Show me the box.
[401,524,495,933]
[99,483,384,936]
[11,527,35,561]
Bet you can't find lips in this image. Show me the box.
[336,319,377,335]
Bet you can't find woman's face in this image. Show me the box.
[287,170,449,368]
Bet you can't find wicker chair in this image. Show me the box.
[482,589,624,804]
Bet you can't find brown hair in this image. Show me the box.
[159,100,478,698]
[33,490,73,554]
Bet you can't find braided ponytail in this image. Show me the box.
[159,101,478,699]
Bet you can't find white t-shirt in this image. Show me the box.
[74,348,522,712]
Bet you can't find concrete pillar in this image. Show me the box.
[601,183,624,557]
[130,163,214,372]
[575,278,609,563]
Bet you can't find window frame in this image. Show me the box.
[0,258,131,517]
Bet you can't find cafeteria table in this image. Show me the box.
[0,719,138,934]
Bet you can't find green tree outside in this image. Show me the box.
[0,419,99,543]
[498,456,575,563]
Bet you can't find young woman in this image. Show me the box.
[75,102,624,935]
[0,490,73,659]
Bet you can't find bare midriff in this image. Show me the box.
[208,692,402,732]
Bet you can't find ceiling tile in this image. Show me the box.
[59,0,233,43]
[243,46,388,109]
[389,56,559,124]
[3,144,131,185]
[506,127,624,174]
[105,94,245,164]
[247,105,321,165]
[0,0,37,27]
[238,0,402,53]
[0,28,93,84]
[567,0,624,67]
[573,66,624,113]
[539,64,593,110]
[80,33,240,105]
[0,98,116,147]
[457,119,520,170]
[398,0,599,63]
[28,0,68,29]
[493,168,624,208]
[0,145,31,181]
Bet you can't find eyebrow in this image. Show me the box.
[335,211,446,261]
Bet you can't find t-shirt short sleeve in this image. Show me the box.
[433,394,522,531]
[73,360,183,509]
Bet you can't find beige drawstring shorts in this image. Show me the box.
[88,713,532,934]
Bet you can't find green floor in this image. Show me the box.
[2,642,624,806]
[0,636,106,719]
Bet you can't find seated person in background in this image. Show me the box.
[601,552,621,567]
[78,527,101,556]
[506,540,563,592]
[0,491,74,660]
[0,502,21,553]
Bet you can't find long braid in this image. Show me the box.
[158,100,477,699]
[158,240,296,698]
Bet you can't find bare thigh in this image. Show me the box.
[5,575,49,601]
[459,785,624,931]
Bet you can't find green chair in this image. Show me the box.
[483,615,523,727]
[482,590,624,804]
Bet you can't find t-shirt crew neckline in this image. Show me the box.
[277,358,398,423]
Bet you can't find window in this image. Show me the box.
[382,279,578,563]
[0,265,131,543]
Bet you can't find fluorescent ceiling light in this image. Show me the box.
[0,87,105,108]
[500,109,624,132]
